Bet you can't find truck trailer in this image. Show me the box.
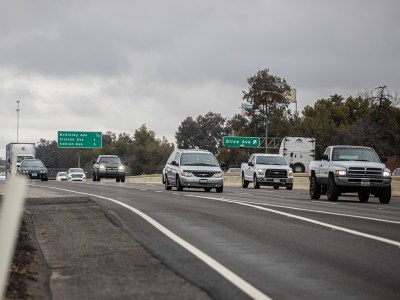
[278,137,315,173]
[6,143,36,176]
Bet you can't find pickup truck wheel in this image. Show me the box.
[116,177,120,182]
[378,187,391,204]
[176,176,184,191]
[293,162,305,173]
[204,187,211,192]
[253,175,260,189]
[327,176,339,201]
[358,189,370,202]
[273,186,279,190]
[286,184,293,190]
[241,174,249,188]
[309,176,321,199]
[121,176,126,183]
[164,176,172,190]
[216,185,223,193]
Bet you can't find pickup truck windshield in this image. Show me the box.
[256,156,287,165]
[180,153,219,166]
[331,148,380,162]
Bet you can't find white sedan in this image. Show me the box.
[56,172,67,181]
[66,168,86,181]
[0,172,6,181]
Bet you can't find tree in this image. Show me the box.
[175,112,231,154]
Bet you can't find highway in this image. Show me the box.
[11,180,400,299]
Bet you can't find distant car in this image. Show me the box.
[56,172,67,181]
[393,168,400,176]
[18,159,48,181]
[92,155,126,182]
[66,168,86,181]
[0,172,6,180]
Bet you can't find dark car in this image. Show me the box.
[92,155,126,182]
[18,159,48,181]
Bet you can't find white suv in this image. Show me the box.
[163,149,224,192]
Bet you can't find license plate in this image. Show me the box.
[361,181,370,187]
[32,173,37,177]
[274,179,280,183]
[199,179,208,184]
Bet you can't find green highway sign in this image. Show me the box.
[58,131,102,148]
[223,136,260,148]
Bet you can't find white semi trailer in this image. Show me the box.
[5,143,36,177]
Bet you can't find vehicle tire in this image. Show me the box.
[204,187,211,192]
[176,176,183,191]
[326,175,339,201]
[121,176,125,183]
[378,186,391,204]
[164,176,172,190]
[116,177,120,182]
[273,186,279,190]
[293,163,305,173]
[241,173,249,188]
[41,177,48,181]
[286,184,293,190]
[309,176,321,200]
[358,189,370,202]
[216,185,223,193]
[253,175,260,189]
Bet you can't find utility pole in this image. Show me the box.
[16,100,20,142]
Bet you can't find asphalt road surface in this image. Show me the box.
[3,180,400,299]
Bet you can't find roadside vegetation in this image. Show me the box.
[35,69,400,174]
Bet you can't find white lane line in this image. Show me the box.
[311,201,338,205]
[36,185,272,300]
[185,194,400,248]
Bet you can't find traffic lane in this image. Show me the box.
[36,182,400,299]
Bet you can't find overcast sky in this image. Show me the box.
[1,0,399,159]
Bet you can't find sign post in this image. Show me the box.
[223,137,260,148]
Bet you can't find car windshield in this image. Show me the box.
[22,160,44,168]
[69,168,84,173]
[331,147,380,162]
[256,156,288,165]
[57,172,66,176]
[100,157,121,164]
[180,153,219,166]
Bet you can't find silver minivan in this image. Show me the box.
[163,149,224,192]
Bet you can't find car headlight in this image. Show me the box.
[99,165,106,170]
[118,165,125,171]
[180,171,193,177]
[257,169,265,176]
[335,170,347,176]
[213,172,223,178]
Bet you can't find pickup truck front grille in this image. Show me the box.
[347,167,383,176]
[265,169,287,178]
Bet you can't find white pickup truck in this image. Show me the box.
[309,145,392,203]
[241,153,294,190]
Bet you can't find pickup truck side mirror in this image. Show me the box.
[219,162,226,168]
[171,160,178,166]
[248,162,254,167]
[321,154,329,161]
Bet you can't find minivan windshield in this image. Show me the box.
[180,153,219,167]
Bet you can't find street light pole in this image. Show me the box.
[16,101,20,143]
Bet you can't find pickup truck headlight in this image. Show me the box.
[288,170,293,176]
[213,172,223,178]
[335,170,347,176]
[257,169,265,176]
[180,171,193,177]
[99,164,106,170]
[118,165,125,171]
[383,170,391,177]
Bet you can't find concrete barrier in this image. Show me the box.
[126,173,400,196]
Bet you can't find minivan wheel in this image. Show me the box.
[176,176,183,191]
[165,176,172,190]
[216,185,223,193]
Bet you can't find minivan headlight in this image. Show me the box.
[383,170,391,177]
[180,171,193,177]
[213,172,223,178]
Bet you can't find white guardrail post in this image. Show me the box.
[0,173,27,299]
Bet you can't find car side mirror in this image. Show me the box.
[171,160,178,166]
[220,162,226,168]
[321,155,329,161]
[248,162,253,167]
